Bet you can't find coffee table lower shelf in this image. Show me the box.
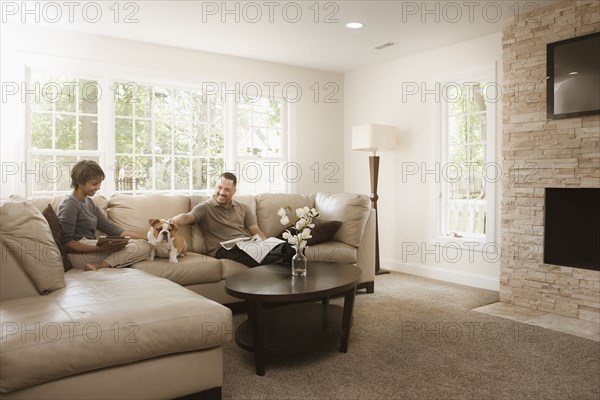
[225,262,361,375]
[235,303,346,354]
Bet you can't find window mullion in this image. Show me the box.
[225,96,235,174]
[150,87,156,192]
[104,78,116,195]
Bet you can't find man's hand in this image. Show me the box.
[248,224,267,240]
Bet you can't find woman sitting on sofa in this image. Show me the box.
[58,160,151,271]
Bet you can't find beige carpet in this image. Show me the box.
[222,272,600,400]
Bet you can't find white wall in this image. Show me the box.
[2,23,504,290]
[344,33,504,290]
[0,24,344,197]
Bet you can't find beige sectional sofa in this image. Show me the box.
[0,192,374,399]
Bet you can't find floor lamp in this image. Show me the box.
[352,124,396,275]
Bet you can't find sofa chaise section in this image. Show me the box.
[0,268,232,399]
[0,198,232,399]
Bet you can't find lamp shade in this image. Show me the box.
[352,124,396,152]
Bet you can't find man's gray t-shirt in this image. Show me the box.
[190,197,256,256]
[58,195,123,244]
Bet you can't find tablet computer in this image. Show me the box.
[97,236,130,245]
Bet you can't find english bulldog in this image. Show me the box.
[147,218,187,264]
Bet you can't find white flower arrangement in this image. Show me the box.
[278,206,320,250]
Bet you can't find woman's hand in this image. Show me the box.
[65,239,126,254]
[96,240,128,251]
[121,230,147,240]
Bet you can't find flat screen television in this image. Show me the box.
[544,188,600,271]
[546,32,600,119]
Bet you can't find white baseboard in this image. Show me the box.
[382,259,500,291]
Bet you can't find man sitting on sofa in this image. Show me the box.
[170,172,290,267]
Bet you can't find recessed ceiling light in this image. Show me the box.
[568,71,579,75]
[346,22,364,29]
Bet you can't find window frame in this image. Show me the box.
[26,66,106,196]
[23,57,290,197]
[232,95,289,195]
[431,64,497,249]
[108,79,230,195]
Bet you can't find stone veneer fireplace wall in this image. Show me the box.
[501,0,600,322]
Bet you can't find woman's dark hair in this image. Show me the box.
[71,160,105,189]
[220,172,237,186]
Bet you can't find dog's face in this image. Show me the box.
[148,219,178,243]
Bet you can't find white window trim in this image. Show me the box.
[429,63,497,251]
[20,53,291,197]
[229,89,290,195]
[107,78,229,195]
[24,61,108,196]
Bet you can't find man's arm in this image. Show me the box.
[170,212,195,227]
[248,224,267,240]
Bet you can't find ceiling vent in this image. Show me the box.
[374,42,396,50]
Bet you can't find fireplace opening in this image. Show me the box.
[544,188,600,271]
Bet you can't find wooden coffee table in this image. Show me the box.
[225,262,362,375]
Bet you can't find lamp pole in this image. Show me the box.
[352,123,396,277]
[369,151,388,275]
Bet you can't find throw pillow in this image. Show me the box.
[315,192,371,247]
[42,204,73,272]
[278,219,342,246]
[1,197,65,294]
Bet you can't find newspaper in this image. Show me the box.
[220,234,285,263]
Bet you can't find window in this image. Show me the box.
[437,71,496,243]
[235,97,287,194]
[28,73,101,195]
[26,71,289,196]
[112,82,225,194]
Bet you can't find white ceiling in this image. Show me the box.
[23,0,562,73]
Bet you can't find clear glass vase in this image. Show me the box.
[291,246,307,277]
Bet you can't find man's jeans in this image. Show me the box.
[215,242,293,267]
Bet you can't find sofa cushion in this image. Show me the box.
[92,194,109,216]
[29,194,108,216]
[107,194,192,247]
[305,241,358,264]
[0,240,39,301]
[0,268,232,394]
[28,194,64,213]
[221,258,251,280]
[315,192,371,247]
[41,204,73,272]
[255,193,315,238]
[0,197,65,294]
[133,252,222,285]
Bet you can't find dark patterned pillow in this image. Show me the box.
[279,220,342,246]
[42,204,73,272]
